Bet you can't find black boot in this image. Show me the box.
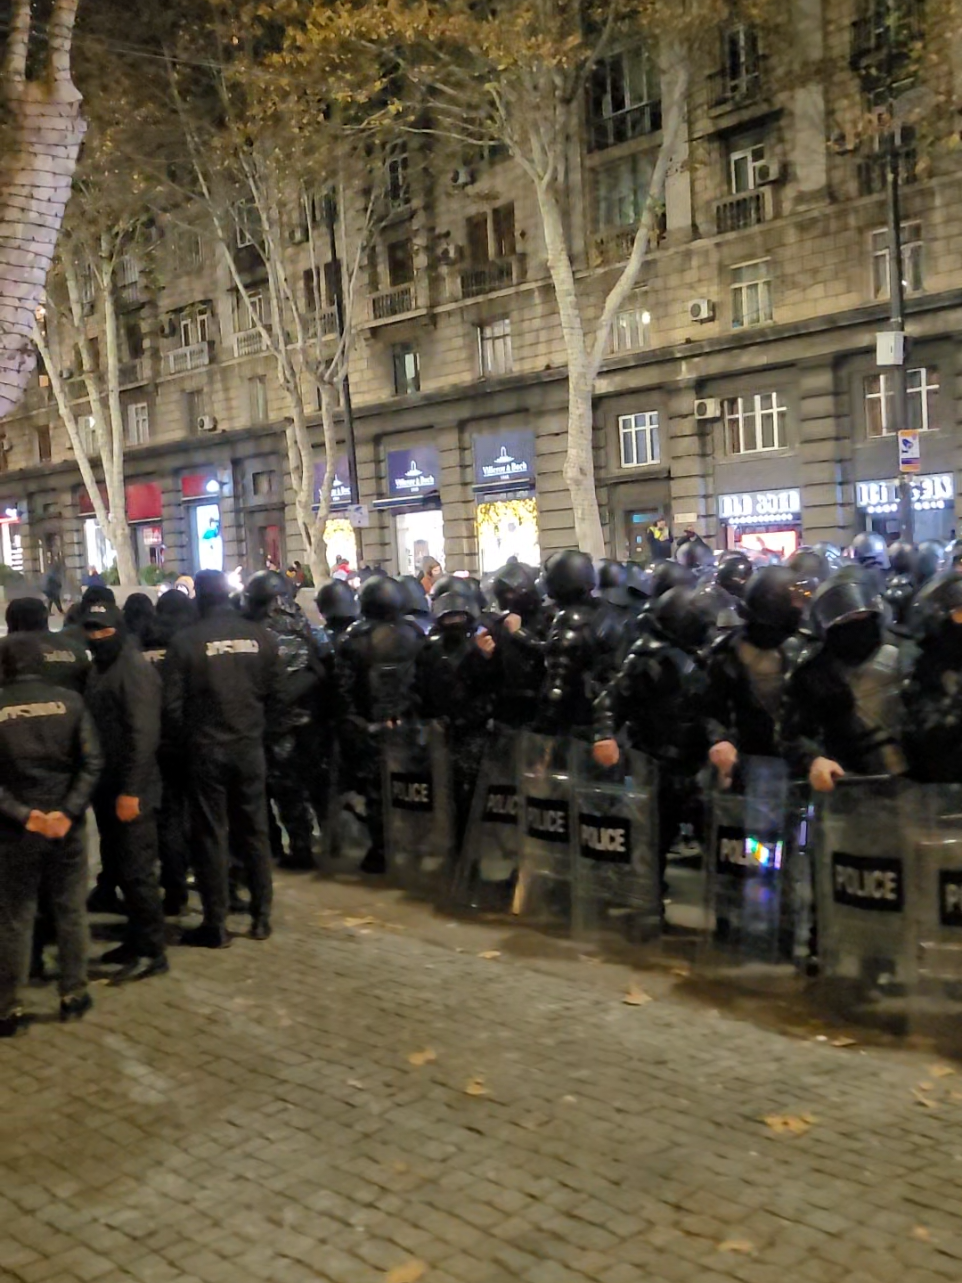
[249,918,272,941]
[0,1008,29,1038]
[181,924,231,949]
[60,992,93,1022]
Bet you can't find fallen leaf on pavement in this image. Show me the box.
[386,1260,427,1283]
[671,967,691,978]
[347,1079,365,1090]
[931,1065,955,1079]
[718,1240,755,1255]
[913,1090,938,1109]
[578,953,602,965]
[343,916,377,929]
[919,1081,935,1091]
[911,1227,932,1242]
[831,1037,857,1048]
[464,1077,488,1097]
[407,1049,437,1067]
[623,987,652,1006]
[763,1114,814,1136]
[392,1161,409,1174]
[478,950,501,960]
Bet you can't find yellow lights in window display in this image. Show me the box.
[476,497,541,573]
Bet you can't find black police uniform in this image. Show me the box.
[84,612,167,964]
[0,669,102,1021]
[165,601,284,940]
[486,563,546,730]
[903,572,962,782]
[335,578,423,870]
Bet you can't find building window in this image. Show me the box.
[595,153,655,230]
[248,375,268,424]
[864,367,939,437]
[724,392,788,454]
[731,259,772,329]
[729,142,767,193]
[196,308,211,344]
[385,142,410,210]
[466,213,490,265]
[116,254,139,288]
[125,322,144,360]
[619,411,660,467]
[252,470,276,498]
[324,260,342,308]
[609,301,651,354]
[871,222,923,300]
[234,202,261,248]
[180,314,193,347]
[587,46,662,151]
[393,344,421,395]
[78,414,97,457]
[386,239,415,287]
[723,25,762,99]
[478,318,513,377]
[185,389,206,434]
[36,424,52,463]
[240,289,266,331]
[492,204,516,259]
[126,402,150,447]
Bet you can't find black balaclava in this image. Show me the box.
[83,605,127,669]
[824,615,883,667]
[745,620,791,651]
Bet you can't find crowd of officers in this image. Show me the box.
[2,529,962,1036]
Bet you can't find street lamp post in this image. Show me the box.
[886,108,914,544]
[325,194,364,564]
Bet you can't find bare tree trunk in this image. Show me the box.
[0,0,85,419]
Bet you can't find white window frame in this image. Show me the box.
[248,375,268,424]
[618,411,660,468]
[596,152,654,230]
[864,366,939,437]
[235,203,258,249]
[871,221,923,300]
[125,401,150,447]
[478,318,513,377]
[590,46,661,148]
[196,308,211,344]
[724,391,787,454]
[609,302,651,354]
[180,315,193,348]
[78,414,98,457]
[730,258,773,329]
[729,143,766,194]
[243,289,266,330]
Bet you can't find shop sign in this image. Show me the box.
[898,429,921,474]
[718,489,801,525]
[856,473,953,513]
[181,473,220,500]
[313,456,352,507]
[473,430,536,486]
[0,499,22,523]
[387,444,439,497]
[142,525,163,548]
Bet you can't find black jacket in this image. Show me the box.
[537,600,624,735]
[593,633,707,772]
[85,642,162,805]
[702,628,800,761]
[781,642,906,779]
[0,676,102,830]
[0,630,90,695]
[416,628,499,734]
[164,605,284,752]
[486,612,546,730]
[251,597,328,725]
[902,642,962,783]
[336,618,423,727]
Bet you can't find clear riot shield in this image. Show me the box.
[815,776,913,993]
[906,783,962,1014]
[382,720,456,897]
[704,756,793,964]
[514,732,573,925]
[569,743,660,944]
[451,726,520,912]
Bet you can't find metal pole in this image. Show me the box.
[325,196,363,564]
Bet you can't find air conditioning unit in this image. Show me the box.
[754,161,783,185]
[196,414,218,433]
[451,167,476,188]
[694,398,720,420]
[289,225,309,244]
[689,298,715,323]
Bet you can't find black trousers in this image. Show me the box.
[190,743,273,931]
[158,758,191,905]
[0,827,88,1013]
[93,800,166,958]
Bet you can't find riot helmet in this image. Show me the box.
[544,550,596,606]
[888,541,919,579]
[785,547,831,587]
[649,560,696,598]
[742,566,802,646]
[246,570,290,608]
[945,539,962,569]
[849,530,890,570]
[430,573,475,602]
[652,587,713,653]
[432,590,479,626]
[917,540,946,584]
[716,551,753,600]
[624,561,653,604]
[359,575,405,622]
[597,559,630,607]
[811,541,843,569]
[316,579,360,624]
[811,576,884,665]
[912,570,962,645]
[396,575,430,617]
[676,533,714,571]
[491,561,540,618]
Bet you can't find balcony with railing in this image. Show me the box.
[851,0,923,68]
[459,255,526,300]
[715,185,774,235]
[117,356,148,389]
[857,145,917,196]
[164,341,213,376]
[116,279,146,309]
[233,327,271,358]
[590,211,666,268]
[372,282,417,321]
[708,59,766,111]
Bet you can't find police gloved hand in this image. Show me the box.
[810,757,845,793]
[116,795,141,823]
[709,741,739,784]
[476,629,496,658]
[593,739,620,768]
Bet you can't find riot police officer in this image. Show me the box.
[397,575,434,635]
[487,561,546,730]
[903,571,962,782]
[317,579,360,648]
[0,634,102,1035]
[416,589,498,843]
[703,566,802,787]
[782,575,907,791]
[336,576,423,872]
[4,596,90,694]
[164,570,284,945]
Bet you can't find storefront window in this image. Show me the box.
[395,509,444,577]
[0,516,22,571]
[476,498,541,573]
[324,517,357,572]
[84,518,117,575]
[193,502,223,572]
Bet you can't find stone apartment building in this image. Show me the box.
[1,0,960,584]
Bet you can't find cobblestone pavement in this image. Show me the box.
[3,875,962,1283]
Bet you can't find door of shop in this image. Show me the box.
[627,510,661,562]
